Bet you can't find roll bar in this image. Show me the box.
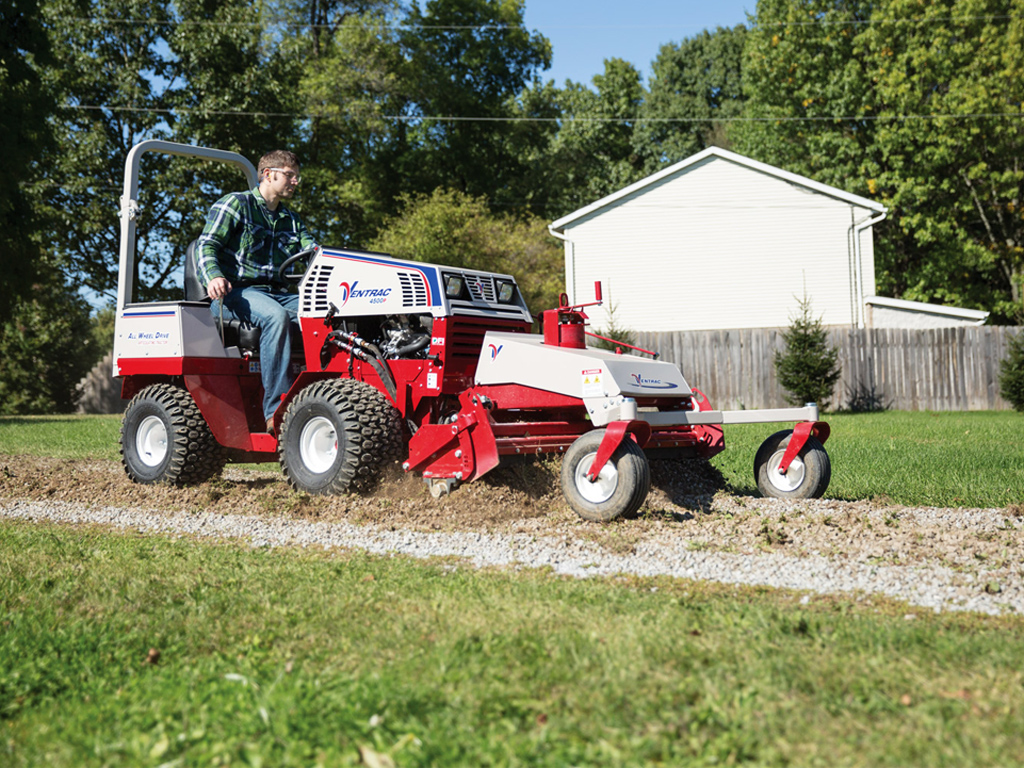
[116,140,258,311]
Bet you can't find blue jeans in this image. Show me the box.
[212,286,300,421]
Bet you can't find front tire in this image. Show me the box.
[279,379,403,495]
[561,429,651,522]
[754,429,831,500]
[120,383,224,485]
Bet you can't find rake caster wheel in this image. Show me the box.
[279,379,403,495]
[561,429,651,522]
[754,429,831,500]
[120,383,224,486]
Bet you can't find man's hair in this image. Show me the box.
[258,150,300,177]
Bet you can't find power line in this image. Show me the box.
[66,103,1024,123]
[63,14,1024,31]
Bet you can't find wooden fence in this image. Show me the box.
[633,326,1021,411]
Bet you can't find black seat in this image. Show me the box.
[183,240,261,352]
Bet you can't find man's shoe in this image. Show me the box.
[266,417,275,435]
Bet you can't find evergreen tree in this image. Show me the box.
[774,296,841,410]
[999,332,1024,412]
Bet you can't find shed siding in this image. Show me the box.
[562,156,877,333]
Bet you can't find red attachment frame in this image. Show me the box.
[778,421,831,474]
[585,420,652,481]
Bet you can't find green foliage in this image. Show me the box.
[735,0,1024,323]
[369,188,563,313]
[591,299,638,352]
[635,24,748,168]
[0,0,54,325]
[0,270,99,415]
[90,305,116,355]
[999,331,1024,411]
[773,296,841,410]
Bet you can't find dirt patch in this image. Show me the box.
[2,454,1021,584]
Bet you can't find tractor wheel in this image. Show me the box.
[120,383,224,486]
[279,379,403,495]
[561,429,651,522]
[754,429,831,500]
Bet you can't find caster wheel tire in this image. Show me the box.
[120,383,224,486]
[279,379,403,495]
[754,429,831,500]
[561,429,651,522]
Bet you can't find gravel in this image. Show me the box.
[4,495,1022,617]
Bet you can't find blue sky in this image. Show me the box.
[522,0,754,87]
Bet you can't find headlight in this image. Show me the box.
[496,280,515,303]
[444,274,464,299]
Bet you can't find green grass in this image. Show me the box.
[0,414,121,461]
[713,411,1024,508]
[2,521,1023,767]
[4,411,1022,508]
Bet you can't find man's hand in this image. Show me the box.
[207,277,232,301]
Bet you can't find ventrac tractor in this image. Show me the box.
[114,141,832,522]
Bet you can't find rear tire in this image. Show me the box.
[754,429,831,500]
[561,429,651,522]
[120,383,224,485]
[279,379,403,495]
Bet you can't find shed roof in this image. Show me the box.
[864,295,990,323]
[549,146,887,232]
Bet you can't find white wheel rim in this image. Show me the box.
[766,449,806,492]
[574,451,619,504]
[300,416,338,474]
[136,415,168,468]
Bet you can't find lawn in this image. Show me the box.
[2,521,1023,767]
[3,411,1024,766]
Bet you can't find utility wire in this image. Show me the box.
[66,103,1024,123]
[64,14,1024,30]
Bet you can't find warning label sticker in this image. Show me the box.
[581,368,604,397]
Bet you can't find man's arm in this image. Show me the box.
[196,194,244,291]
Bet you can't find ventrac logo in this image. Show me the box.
[337,280,392,306]
[488,343,503,360]
[630,373,678,390]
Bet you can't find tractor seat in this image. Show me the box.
[183,240,300,355]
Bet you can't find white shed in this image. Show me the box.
[549,147,887,333]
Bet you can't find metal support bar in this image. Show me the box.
[639,404,820,428]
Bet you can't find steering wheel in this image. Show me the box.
[278,246,318,284]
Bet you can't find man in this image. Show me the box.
[196,150,318,434]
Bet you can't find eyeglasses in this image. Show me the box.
[266,168,301,183]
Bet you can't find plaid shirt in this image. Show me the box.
[196,187,317,287]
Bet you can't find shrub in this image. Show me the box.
[591,300,637,353]
[999,331,1024,411]
[0,277,98,414]
[773,296,841,410]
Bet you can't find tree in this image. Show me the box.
[31,0,178,304]
[30,0,313,306]
[735,0,1024,322]
[856,0,1024,322]
[999,331,1024,411]
[297,2,409,246]
[394,0,552,208]
[0,0,55,324]
[635,24,748,170]
[528,58,648,218]
[774,295,841,410]
[0,260,99,414]
[368,188,563,313]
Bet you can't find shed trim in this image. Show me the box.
[549,146,887,232]
[865,295,989,322]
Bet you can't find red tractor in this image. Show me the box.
[115,141,832,522]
